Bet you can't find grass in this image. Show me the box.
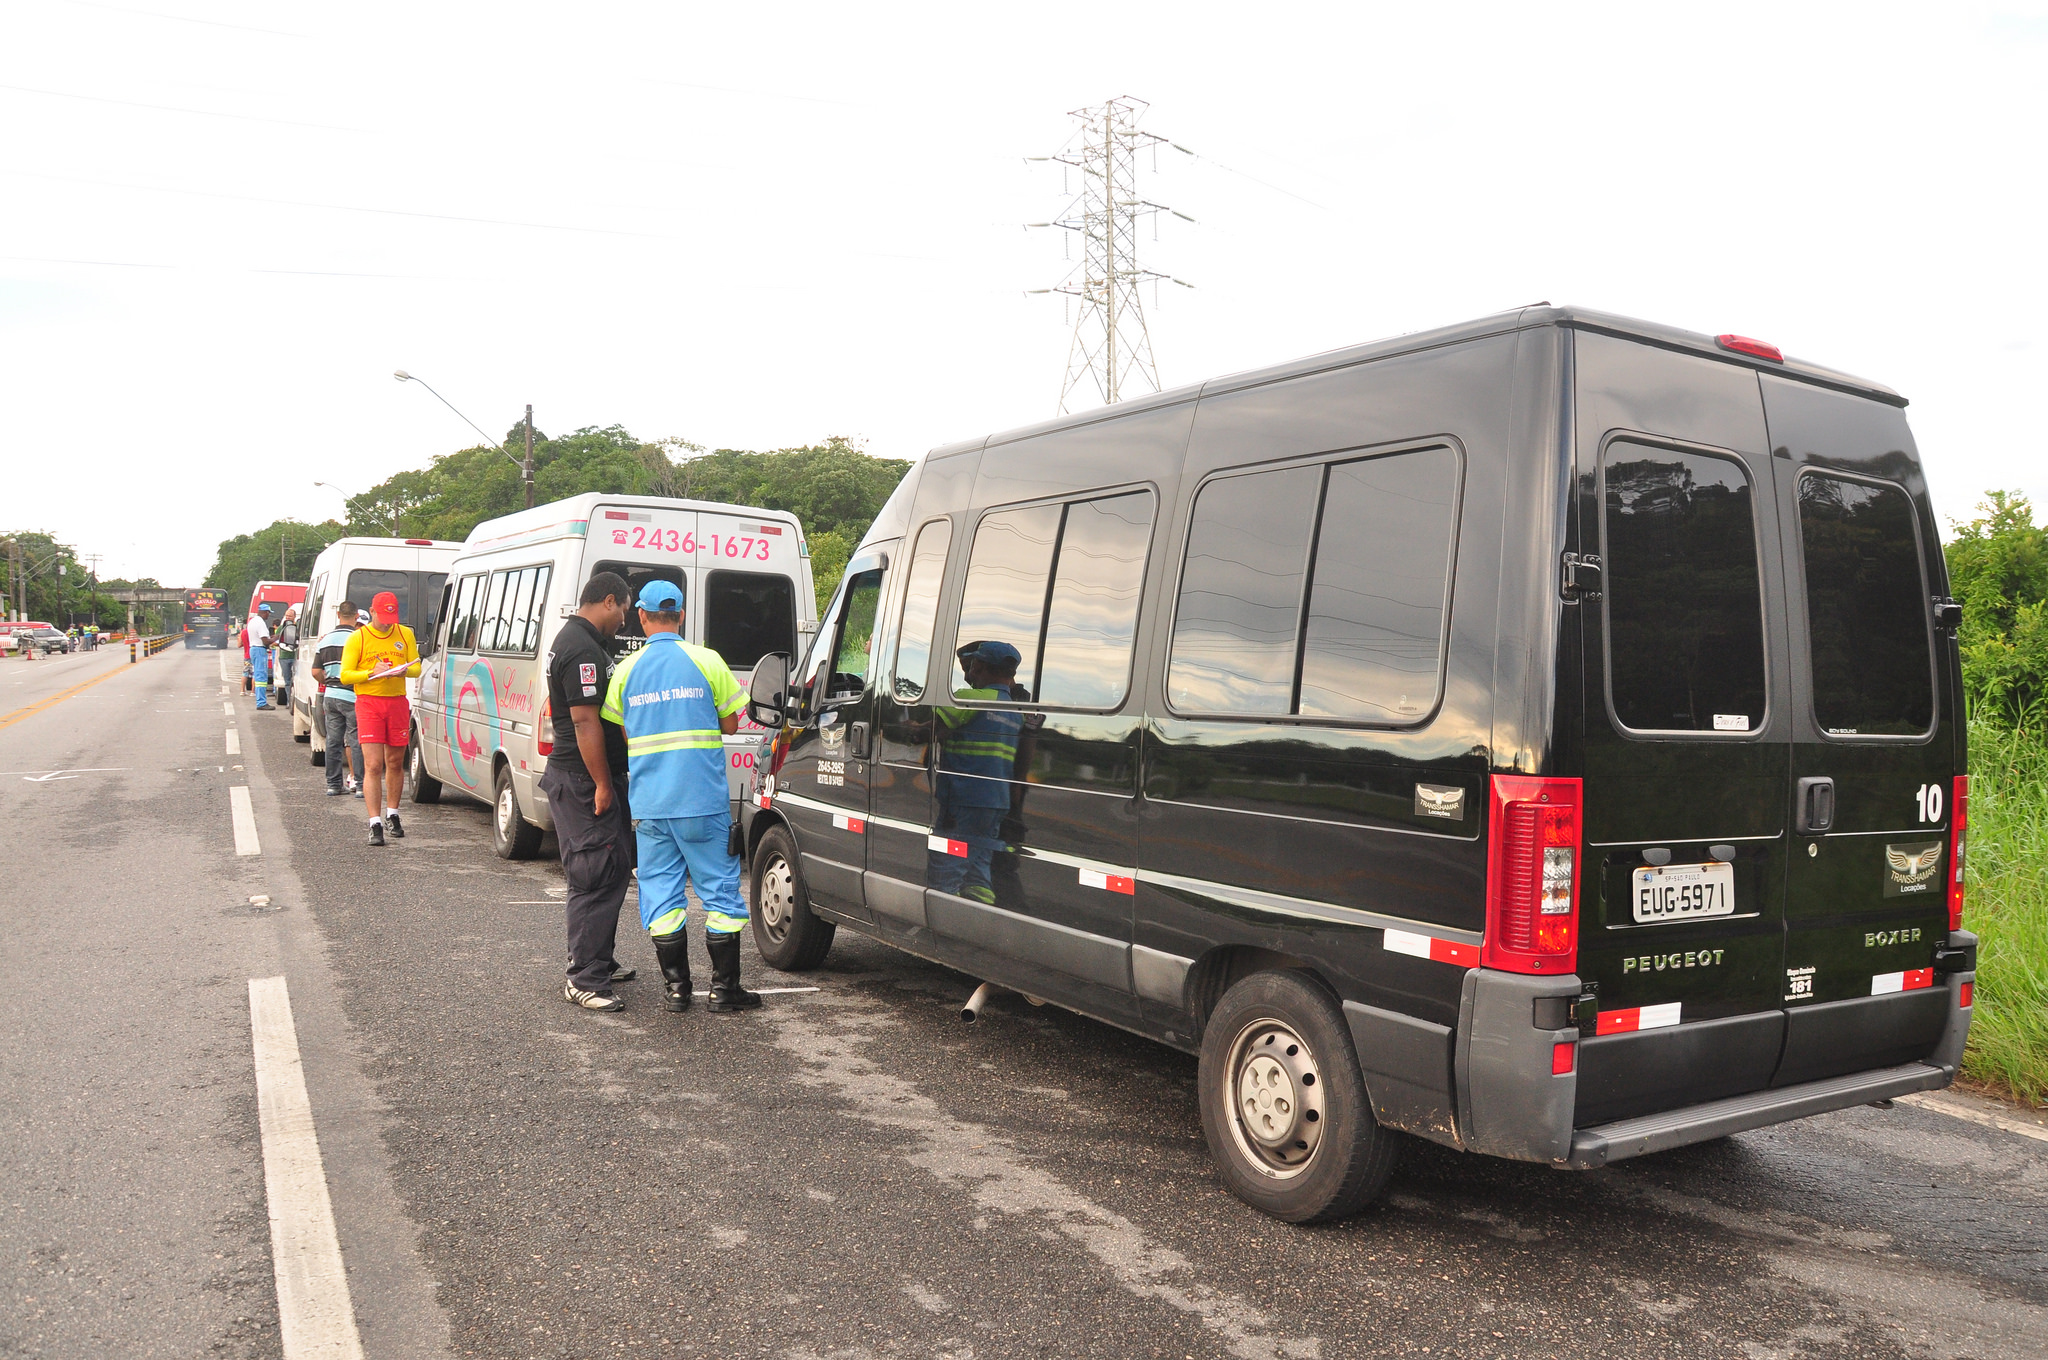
[1961,715,2048,1106]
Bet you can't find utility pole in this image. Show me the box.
[524,405,536,509]
[1030,97,1195,414]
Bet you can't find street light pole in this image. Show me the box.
[393,370,533,508]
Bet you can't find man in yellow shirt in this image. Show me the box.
[338,590,421,846]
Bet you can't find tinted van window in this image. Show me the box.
[1167,464,1320,714]
[447,573,482,651]
[1602,443,1767,733]
[1297,449,1458,721]
[893,519,953,702]
[1798,474,1933,736]
[589,561,687,646]
[704,570,794,670]
[1036,492,1154,709]
[348,569,412,627]
[952,503,1061,697]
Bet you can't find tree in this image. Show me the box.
[202,520,349,615]
[1946,491,2048,723]
[1,531,131,628]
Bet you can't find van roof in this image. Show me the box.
[462,491,803,553]
[965,304,1905,456]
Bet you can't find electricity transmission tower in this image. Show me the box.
[1032,97,1193,413]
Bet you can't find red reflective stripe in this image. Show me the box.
[832,814,866,834]
[1596,1002,1681,1035]
[1078,868,1136,894]
[1431,938,1480,968]
[1904,967,1934,990]
[1383,928,1479,969]
[927,835,967,857]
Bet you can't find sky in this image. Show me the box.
[4,0,2045,584]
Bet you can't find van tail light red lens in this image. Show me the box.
[1483,775,1584,975]
[536,698,553,757]
[405,538,435,546]
[1959,980,1973,1009]
[1949,775,1968,930]
[1715,334,1785,362]
[1551,1041,1576,1076]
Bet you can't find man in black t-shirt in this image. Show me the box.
[540,572,636,1012]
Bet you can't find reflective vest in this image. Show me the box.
[935,685,1022,808]
[601,634,743,820]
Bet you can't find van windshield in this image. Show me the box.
[1601,444,1768,734]
[1797,474,1933,736]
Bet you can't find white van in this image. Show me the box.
[292,537,463,757]
[409,493,815,858]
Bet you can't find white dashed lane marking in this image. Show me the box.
[223,701,234,716]
[248,977,366,1360]
[230,785,261,856]
[226,728,241,756]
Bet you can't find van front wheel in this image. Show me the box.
[749,824,833,971]
[408,728,443,805]
[1197,970,1397,1223]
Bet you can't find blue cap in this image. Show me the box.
[258,603,272,614]
[955,639,1021,668]
[636,580,683,611]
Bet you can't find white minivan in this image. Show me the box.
[409,492,815,858]
[293,537,463,758]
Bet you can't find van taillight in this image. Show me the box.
[1949,775,1968,931]
[537,698,553,757]
[1482,775,1583,975]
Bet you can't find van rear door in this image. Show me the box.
[1570,332,1794,1126]
[1761,377,1955,1085]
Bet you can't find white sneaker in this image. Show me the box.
[562,980,624,1012]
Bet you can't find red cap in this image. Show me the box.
[371,591,400,623]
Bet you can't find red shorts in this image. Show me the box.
[355,693,411,747]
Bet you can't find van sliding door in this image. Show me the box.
[1762,377,1954,1086]
[1570,332,1793,1127]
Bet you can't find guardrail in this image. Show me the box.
[129,634,180,663]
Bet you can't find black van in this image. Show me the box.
[740,306,1976,1223]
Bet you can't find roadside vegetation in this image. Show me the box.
[1948,493,2048,1106]
[204,427,909,612]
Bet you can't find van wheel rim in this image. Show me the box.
[1223,1019,1326,1179]
[758,854,795,943]
[496,784,514,837]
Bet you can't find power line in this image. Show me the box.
[1028,97,1194,414]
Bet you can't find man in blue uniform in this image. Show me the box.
[601,580,761,1013]
[929,640,1025,904]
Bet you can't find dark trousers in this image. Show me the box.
[540,763,633,992]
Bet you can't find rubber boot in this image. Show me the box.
[705,932,761,1013]
[652,930,693,1012]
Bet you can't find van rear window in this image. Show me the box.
[704,570,794,670]
[1797,474,1933,736]
[1602,443,1767,733]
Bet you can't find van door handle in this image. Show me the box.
[1796,776,1835,834]
[850,721,870,759]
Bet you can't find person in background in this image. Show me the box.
[602,579,760,1014]
[248,603,274,710]
[239,618,253,693]
[315,601,365,798]
[338,591,420,846]
[540,572,636,1013]
[274,606,301,709]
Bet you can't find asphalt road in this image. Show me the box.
[4,646,2046,1360]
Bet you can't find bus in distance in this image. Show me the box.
[184,588,230,649]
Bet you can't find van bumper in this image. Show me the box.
[1564,1060,1949,1169]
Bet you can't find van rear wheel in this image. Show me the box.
[1197,970,1397,1223]
[492,764,541,860]
[750,824,834,971]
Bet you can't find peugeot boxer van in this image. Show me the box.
[739,305,1976,1223]
[295,538,462,753]
[411,493,815,858]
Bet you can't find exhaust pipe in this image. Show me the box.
[961,982,999,1023]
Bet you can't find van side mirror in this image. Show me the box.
[748,652,791,729]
